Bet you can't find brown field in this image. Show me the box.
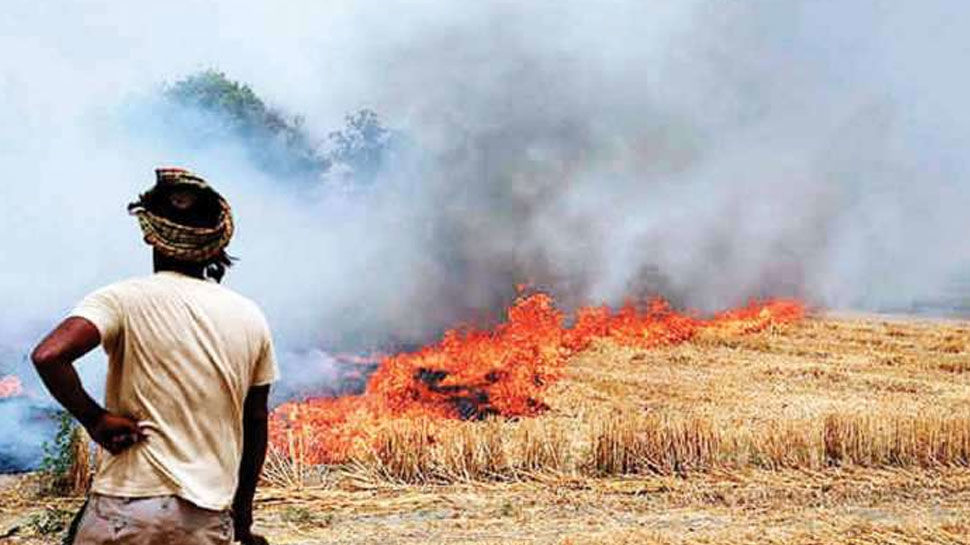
[4,312,970,544]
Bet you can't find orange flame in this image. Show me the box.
[270,294,804,464]
[0,375,24,399]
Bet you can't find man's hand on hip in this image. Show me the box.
[31,317,147,456]
[87,412,146,455]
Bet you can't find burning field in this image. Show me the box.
[268,293,804,467]
[5,1,970,543]
[251,305,970,544]
[5,299,970,544]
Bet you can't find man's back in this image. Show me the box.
[72,271,277,510]
[34,168,275,544]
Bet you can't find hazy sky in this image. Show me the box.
[2,0,970,357]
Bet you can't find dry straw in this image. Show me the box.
[358,418,437,484]
[512,418,569,476]
[342,417,573,484]
[67,427,91,496]
[267,410,970,486]
[263,414,329,489]
[587,413,721,476]
[433,419,509,481]
[586,410,970,477]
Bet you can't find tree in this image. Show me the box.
[326,109,394,185]
[163,70,397,186]
[164,70,329,179]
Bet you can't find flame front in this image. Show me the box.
[270,294,805,464]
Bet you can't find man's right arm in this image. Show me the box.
[32,317,144,454]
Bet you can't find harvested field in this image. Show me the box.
[3,311,970,544]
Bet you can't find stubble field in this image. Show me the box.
[3,311,970,544]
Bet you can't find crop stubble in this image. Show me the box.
[254,313,970,544]
[6,313,970,544]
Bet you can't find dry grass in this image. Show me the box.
[334,409,970,484]
[587,410,970,476]
[313,311,970,483]
[348,418,571,483]
[8,312,970,544]
[823,412,970,467]
[360,418,437,483]
[66,428,91,496]
[240,312,970,543]
[512,418,570,475]
[263,424,331,489]
[589,413,719,476]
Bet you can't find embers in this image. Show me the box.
[414,367,499,421]
[414,368,449,388]
[452,394,498,421]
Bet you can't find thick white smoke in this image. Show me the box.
[2,1,970,463]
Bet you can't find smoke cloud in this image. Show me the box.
[2,1,970,464]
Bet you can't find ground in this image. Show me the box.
[3,312,970,544]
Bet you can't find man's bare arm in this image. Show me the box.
[233,384,270,545]
[32,317,143,454]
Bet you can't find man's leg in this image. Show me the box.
[171,497,234,545]
[70,495,231,545]
[70,495,156,544]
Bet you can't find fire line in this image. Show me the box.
[269,292,805,464]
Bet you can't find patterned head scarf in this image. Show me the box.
[127,168,234,262]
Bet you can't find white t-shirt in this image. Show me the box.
[70,271,278,511]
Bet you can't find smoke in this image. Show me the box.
[2,1,970,464]
[372,0,970,317]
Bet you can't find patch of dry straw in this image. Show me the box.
[313,410,970,484]
[587,411,970,476]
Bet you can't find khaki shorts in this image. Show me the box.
[71,494,233,545]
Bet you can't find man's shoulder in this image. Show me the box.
[213,285,265,316]
[91,275,253,306]
[84,275,160,297]
[203,282,271,330]
[87,274,269,324]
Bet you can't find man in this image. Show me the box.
[31,168,276,545]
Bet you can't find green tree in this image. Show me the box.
[164,70,328,178]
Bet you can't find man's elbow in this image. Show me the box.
[31,344,61,369]
[30,318,101,371]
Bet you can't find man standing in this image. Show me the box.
[32,168,276,545]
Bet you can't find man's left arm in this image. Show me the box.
[232,384,270,545]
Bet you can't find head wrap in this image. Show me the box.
[127,168,234,262]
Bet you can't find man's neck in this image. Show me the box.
[153,252,206,280]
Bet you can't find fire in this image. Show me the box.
[270,294,805,464]
[0,375,24,399]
